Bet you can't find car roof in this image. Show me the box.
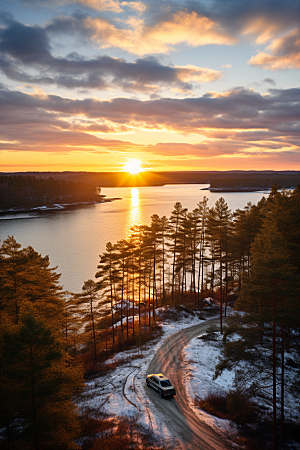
[148,373,168,380]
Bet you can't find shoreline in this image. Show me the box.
[0,197,121,215]
[209,188,271,192]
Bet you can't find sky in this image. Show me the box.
[0,0,300,172]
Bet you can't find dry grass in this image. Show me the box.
[198,391,230,420]
[80,417,168,450]
[197,390,259,424]
[80,416,114,437]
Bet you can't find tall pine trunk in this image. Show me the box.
[132,258,135,341]
[273,293,277,450]
[90,298,97,360]
[30,343,39,450]
[280,319,285,442]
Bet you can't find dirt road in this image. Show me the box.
[146,318,232,450]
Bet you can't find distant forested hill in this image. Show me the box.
[210,173,300,191]
[0,175,102,210]
[1,170,300,191]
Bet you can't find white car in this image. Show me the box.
[146,373,176,398]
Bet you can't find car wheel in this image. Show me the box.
[159,389,163,398]
[146,380,150,386]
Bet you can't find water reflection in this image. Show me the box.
[126,188,142,236]
[131,188,139,207]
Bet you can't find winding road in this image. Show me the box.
[146,318,233,450]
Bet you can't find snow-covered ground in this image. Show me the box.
[76,308,236,447]
[76,307,300,448]
[184,328,300,422]
[182,330,237,436]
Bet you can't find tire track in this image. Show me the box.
[132,367,154,433]
[95,392,114,413]
[122,367,142,411]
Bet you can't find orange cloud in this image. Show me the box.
[72,0,123,12]
[121,1,146,13]
[249,29,300,69]
[84,16,139,52]
[242,17,286,44]
[175,65,223,83]
[85,10,237,55]
[1,86,299,172]
[144,11,238,50]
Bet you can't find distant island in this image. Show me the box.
[0,175,109,211]
[209,174,300,191]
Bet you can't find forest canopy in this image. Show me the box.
[0,237,83,450]
[0,175,101,210]
[210,174,300,191]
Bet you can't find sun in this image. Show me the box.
[124,159,143,174]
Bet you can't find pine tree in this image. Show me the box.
[76,279,99,360]
[0,236,63,327]
[0,236,27,323]
[194,197,209,308]
[114,238,132,336]
[207,198,232,333]
[63,292,83,356]
[159,216,169,303]
[169,203,187,303]
[1,308,83,450]
[216,217,300,450]
[96,242,118,352]
[241,219,300,448]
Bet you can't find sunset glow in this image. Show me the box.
[0,0,299,172]
[124,159,143,174]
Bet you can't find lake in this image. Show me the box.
[0,184,269,292]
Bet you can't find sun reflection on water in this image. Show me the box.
[126,188,142,236]
[131,188,139,207]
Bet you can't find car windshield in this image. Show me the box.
[160,380,172,387]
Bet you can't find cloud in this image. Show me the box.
[197,0,300,44]
[74,0,124,13]
[7,0,145,13]
[0,21,52,64]
[263,77,276,85]
[85,10,237,55]
[145,10,238,48]
[120,1,146,13]
[2,0,300,170]
[0,19,223,93]
[175,65,222,83]
[241,16,289,45]
[9,0,300,47]
[0,85,299,161]
[249,29,300,70]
